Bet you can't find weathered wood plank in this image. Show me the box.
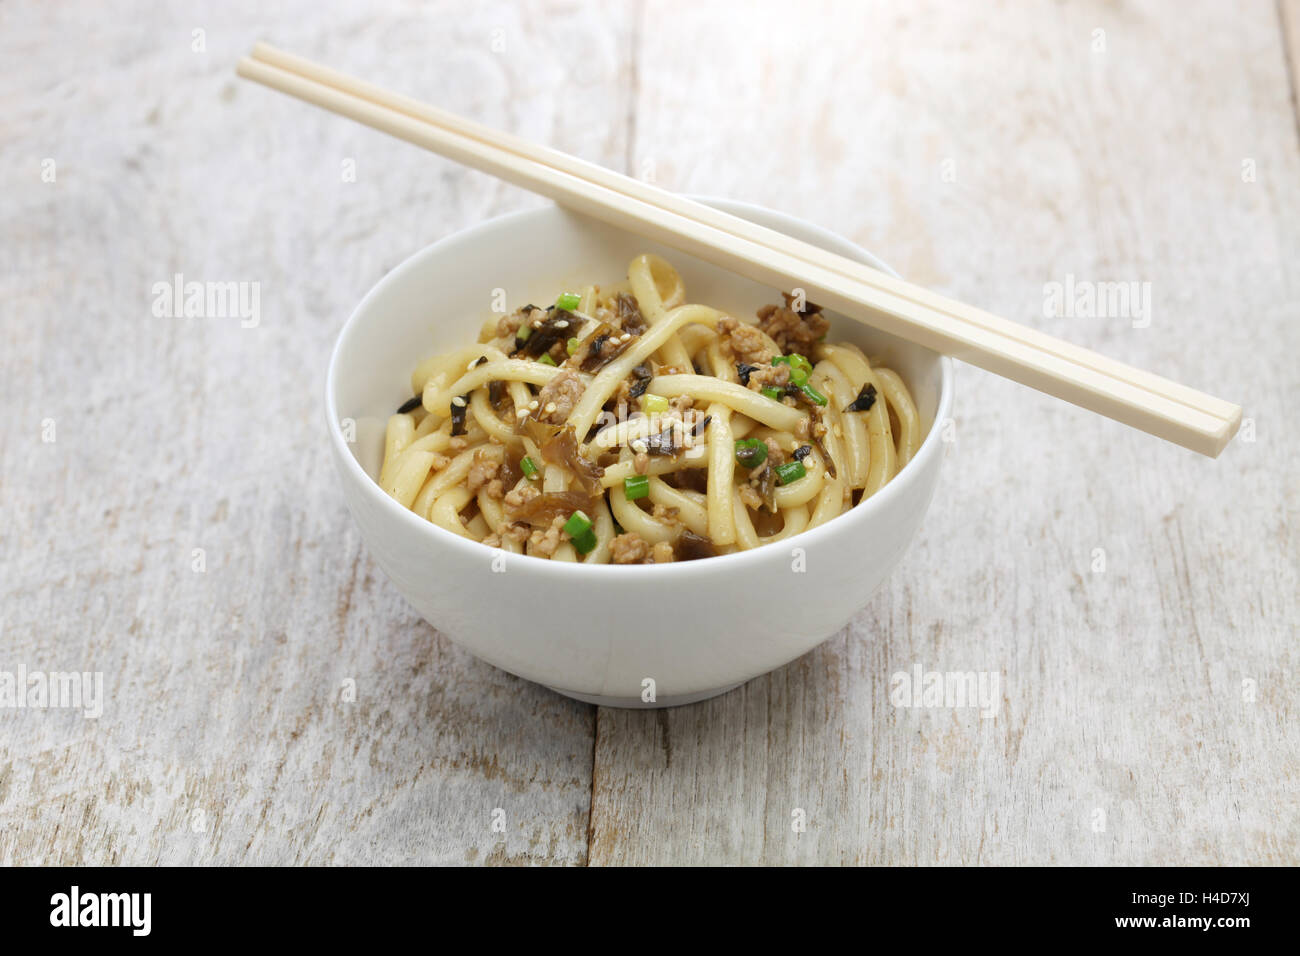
[0,0,645,865]
[1280,0,1300,130]
[589,0,1300,865]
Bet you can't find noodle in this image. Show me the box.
[376,255,922,563]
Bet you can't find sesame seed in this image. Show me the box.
[515,409,529,419]
[451,396,467,407]
[555,320,569,329]
[528,400,539,410]
[631,440,648,454]
[544,402,557,414]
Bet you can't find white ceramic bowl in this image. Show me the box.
[327,198,953,707]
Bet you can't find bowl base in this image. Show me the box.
[547,681,743,709]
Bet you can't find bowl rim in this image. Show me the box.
[325,197,954,577]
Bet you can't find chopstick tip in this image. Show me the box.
[1211,403,1244,457]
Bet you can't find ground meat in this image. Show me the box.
[763,437,786,468]
[449,436,470,452]
[495,310,522,338]
[534,367,586,424]
[503,485,540,510]
[654,364,690,376]
[465,449,502,496]
[610,531,651,564]
[737,484,763,510]
[669,394,695,414]
[528,515,568,557]
[613,378,635,406]
[745,362,791,392]
[494,305,545,349]
[485,522,531,548]
[429,452,451,471]
[756,302,831,356]
[651,541,675,563]
[652,503,681,526]
[717,315,779,365]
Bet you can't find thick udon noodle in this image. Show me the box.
[377,254,922,563]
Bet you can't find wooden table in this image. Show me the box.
[3,0,1296,865]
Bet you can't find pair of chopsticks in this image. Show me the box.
[237,43,1242,458]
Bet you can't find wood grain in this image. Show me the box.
[2,0,1296,867]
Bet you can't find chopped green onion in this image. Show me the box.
[555,292,582,311]
[623,474,650,500]
[563,510,593,537]
[538,353,557,366]
[515,324,532,343]
[571,527,598,555]
[773,353,812,386]
[567,336,581,355]
[734,438,767,469]
[775,460,807,485]
[520,456,540,480]
[799,383,828,406]
[761,386,783,401]
[643,393,669,414]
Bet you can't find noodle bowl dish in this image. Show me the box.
[327,198,952,706]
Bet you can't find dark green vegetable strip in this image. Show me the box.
[773,353,812,386]
[844,382,878,413]
[623,475,650,500]
[775,460,806,485]
[571,527,598,555]
[449,394,470,435]
[563,510,593,537]
[734,437,767,469]
[799,383,828,406]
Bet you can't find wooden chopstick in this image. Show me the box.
[237,47,1242,458]
[247,43,1236,430]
